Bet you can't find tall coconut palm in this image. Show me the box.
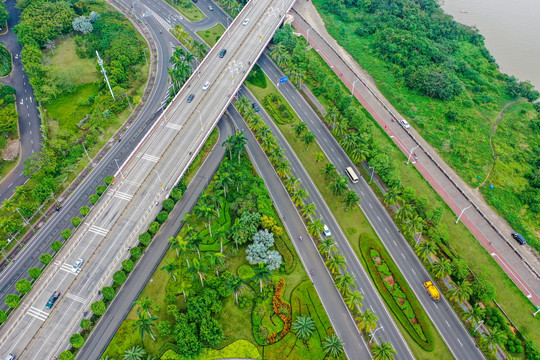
[134,296,154,317]
[335,272,357,294]
[323,107,339,127]
[333,117,349,138]
[318,237,337,259]
[351,143,369,164]
[480,328,507,355]
[372,340,397,360]
[214,227,228,253]
[356,309,378,333]
[160,260,179,281]
[395,203,415,224]
[176,236,191,267]
[432,258,452,280]
[301,202,317,219]
[188,232,203,259]
[123,346,146,360]
[462,303,485,324]
[222,134,236,160]
[188,258,208,287]
[275,160,291,178]
[268,146,284,165]
[343,190,360,211]
[340,134,356,153]
[251,263,272,293]
[344,290,364,312]
[232,132,248,164]
[293,121,307,137]
[249,115,264,131]
[193,41,208,61]
[330,176,349,196]
[414,240,437,262]
[236,97,251,114]
[292,316,316,341]
[321,163,338,182]
[133,311,158,342]
[301,131,316,150]
[383,187,403,207]
[215,172,232,199]
[261,135,278,153]
[405,215,426,240]
[322,334,344,358]
[269,43,286,62]
[205,252,225,276]
[307,218,324,237]
[178,278,192,302]
[284,175,300,192]
[228,275,245,304]
[326,253,347,274]
[448,280,473,303]
[209,191,225,217]
[291,187,309,207]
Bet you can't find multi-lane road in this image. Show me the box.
[0,0,296,357]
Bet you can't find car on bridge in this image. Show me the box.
[202,82,210,91]
[243,19,250,26]
[45,291,60,309]
[187,94,195,103]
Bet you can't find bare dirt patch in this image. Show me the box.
[2,138,20,161]
[383,275,395,287]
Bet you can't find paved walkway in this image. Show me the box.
[291,1,540,307]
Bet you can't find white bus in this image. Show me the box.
[345,166,359,183]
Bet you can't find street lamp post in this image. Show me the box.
[306,28,312,45]
[115,158,125,179]
[16,207,30,226]
[153,169,165,190]
[455,205,472,224]
[474,320,484,333]
[369,326,384,343]
[369,166,375,184]
[406,145,419,165]
[350,79,359,97]
[82,143,93,165]
[414,232,423,247]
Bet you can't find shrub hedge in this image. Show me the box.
[359,233,434,351]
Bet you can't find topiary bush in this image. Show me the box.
[104,176,114,185]
[39,253,52,265]
[122,258,134,272]
[29,267,42,279]
[170,187,183,202]
[156,211,168,224]
[5,294,21,308]
[130,246,142,260]
[89,194,100,205]
[0,310,7,324]
[15,279,31,295]
[96,185,107,196]
[61,229,72,240]
[139,232,152,246]
[238,264,255,280]
[71,217,81,227]
[58,350,74,360]
[148,221,160,234]
[80,318,92,331]
[162,198,175,212]
[113,270,127,285]
[69,333,85,348]
[51,240,63,253]
[91,301,106,316]
[102,286,116,301]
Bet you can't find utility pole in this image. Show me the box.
[16,208,30,226]
[96,51,115,101]
[455,205,472,224]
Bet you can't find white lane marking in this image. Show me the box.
[411,268,416,275]
[393,240,397,246]
[141,153,160,162]
[88,225,109,237]
[445,320,450,327]
[368,203,372,208]
[457,339,463,347]
[401,253,405,259]
[66,293,86,304]
[113,191,134,202]
[28,307,49,321]
[60,263,78,274]
[377,216,381,221]
[165,122,183,131]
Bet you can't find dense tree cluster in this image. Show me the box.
[246,229,282,270]
[0,84,18,151]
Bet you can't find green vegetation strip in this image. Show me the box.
[196,24,226,48]
[164,0,205,22]
[0,44,12,77]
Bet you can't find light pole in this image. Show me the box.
[369,166,375,184]
[533,306,540,316]
[414,232,423,246]
[369,326,383,343]
[455,205,472,224]
[197,110,203,132]
[115,158,125,179]
[350,79,359,97]
[306,28,312,45]
[406,145,419,165]
[153,169,165,190]
[16,208,30,226]
[82,143,93,165]
[473,320,484,333]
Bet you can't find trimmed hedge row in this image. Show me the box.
[261,93,293,125]
[359,233,434,351]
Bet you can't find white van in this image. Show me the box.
[323,225,331,237]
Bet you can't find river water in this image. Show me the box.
[439,0,540,90]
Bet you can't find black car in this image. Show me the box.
[511,232,527,245]
[45,291,60,309]
[219,49,227,58]
[252,103,260,112]
[187,94,195,103]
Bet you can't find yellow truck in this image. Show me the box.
[423,281,440,302]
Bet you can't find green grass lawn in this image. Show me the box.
[0,158,18,180]
[246,77,453,360]
[45,83,100,131]
[0,44,12,77]
[44,37,99,85]
[165,0,205,22]
[196,24,226,48]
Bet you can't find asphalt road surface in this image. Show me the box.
[0,0,41,203]
[253,54,484,359]
[0,0,295,357]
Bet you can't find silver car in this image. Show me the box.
[72,258,83,272]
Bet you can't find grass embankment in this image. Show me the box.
[311,0,539,253]
[0,44,12,77]
[196,24,225,48]
[165,0,205,22]
[104,152,340,359]
[299,45,540,348]
[246,77,452,360]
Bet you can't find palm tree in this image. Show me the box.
[178,279,192,301]
[160,260,179,281]
[344,290,364,312]
[134,296,154,317]
[395,204,415,224]
[99,356,115,360]
[307,218,324,237]
[372,340,397,360]
[193,41,208,60]
[448,280,473,303]
[209,191,225,217]
[383,187,403,207]
[405,215,426,240]
[335,272,356,294]
[291,316,316,341]
[123,346,146,360]
[291,187,309,207]
[177,237,191,267]
[228,275,245,304]
[269,43,286,62]
[228,219,244,249]
[462,303,485,324]
[322,334,344,358]
[293,121,307,137]
[188,258,208,287]
[301,202,317,219]
[275,160,291,178]
[321,163,338,182]
[333,117,349,138]
[212,227,227,253]
[351,143,369,164]
[249,115,264,131]
[301,131,316,150]
[318,237,337,259]
[356,309,378,333]
[340,134,356,153]
[261,135,278,152]
[414,240,436,262]
[432,258,452,280]
[236,97,251,114]
[252,263,272,293]
[330,176,349,196]
[480,328,507,355]
[268,146,284,165]
[326,253,346,274]
[215,172,232,199]
[222,134,236,160]
[188,231,203,259]
[133,311,158,341]
[205,252,225,276]
[232,132,248,164]
[343,190,360,211]
[168,236,181,257]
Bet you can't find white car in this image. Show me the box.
[72,258,83,272]
[242,19,250,26]
[400,119,410,129]
[202,81,210,91]
[323,225,331,237]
